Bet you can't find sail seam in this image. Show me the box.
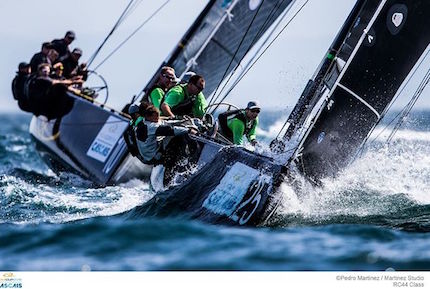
[180,0,241,79]
[337,83,380,119]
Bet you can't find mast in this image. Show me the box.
[282,0,368,141]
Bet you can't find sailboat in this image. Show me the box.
[129,0,430,226]
[28,0,295,185]
[26,0,430,227]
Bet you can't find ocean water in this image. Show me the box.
[1,111,430,271]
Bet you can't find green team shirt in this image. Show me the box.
[149,87,164,110]
[163,84,207,118]
[227,115,258,145]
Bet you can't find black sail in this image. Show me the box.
[295,1,430,180]
[143,0,294,98]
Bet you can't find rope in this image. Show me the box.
[92,0,171,71]
[209,0,290,112]
[87,0,138,69]
[386,67,430,143]
[209,0,310,112]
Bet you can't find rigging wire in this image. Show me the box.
[87,0,145,69]
[209,0,290,111]
[207,0,267,108]
[209,0,310,111]
[92,0,172,71]
[386,68,430,143]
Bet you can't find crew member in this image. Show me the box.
[218,101,260,146]
[11,62,32,111]
[60,48,87,80]
[29,42,53,74]
[134,105,192,164]
[51,31,75,58]
[160,74,207,119]
[125,102,148,158]
[146,66,177,110]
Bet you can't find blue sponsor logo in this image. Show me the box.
[91,141,111,157]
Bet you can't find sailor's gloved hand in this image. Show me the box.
[250,139,258,147]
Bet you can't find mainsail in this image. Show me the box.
[287,0,430,180]
[142,0,295,98]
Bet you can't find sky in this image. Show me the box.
[1,0,430,113]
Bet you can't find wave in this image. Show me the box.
[0,171,153,224]
[273,133,430,231]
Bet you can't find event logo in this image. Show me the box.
[0,273,22,288]
[392,12,404,27]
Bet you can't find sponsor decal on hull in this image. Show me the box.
[86,116,128,163]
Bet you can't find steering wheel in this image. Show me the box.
[207,102,239,114]
[82,70,109,104]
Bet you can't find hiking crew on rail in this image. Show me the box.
[219,101,260,146]
[146,66,178,110]
[12,31,91,118]
[161,74,207,119]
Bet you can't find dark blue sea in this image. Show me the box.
[1,111,430,271]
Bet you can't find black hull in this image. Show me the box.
[29,92,151,185]
[129,147,285,226]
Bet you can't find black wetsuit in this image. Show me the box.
[58,55,87,80]
[29,52,47,74]
[11,72,32,112]
[51,39,70,59]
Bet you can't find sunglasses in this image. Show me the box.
[192,83,204,91]
[250,109,260,113]
[162,74,176,81]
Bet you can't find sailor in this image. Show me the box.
[46,49,59,67]
[29,42,53,74]
[128,104,141,125]
[30,63,83,101]
[125,102,147,158]
[11,62,32,112]
[134,104,192,164]
[59,48,88,80]
[146,66,178,110]
[51,31,75,59]
[218,101,260,146]
[25,63,83,118]
[160,74,207,119]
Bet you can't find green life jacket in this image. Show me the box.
[170,84,197,117]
